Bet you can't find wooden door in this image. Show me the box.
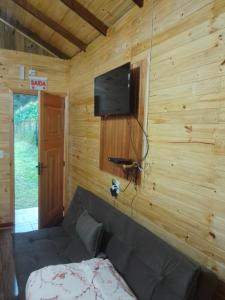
[38,92,65,228]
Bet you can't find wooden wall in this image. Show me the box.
[1,0,225,295]
[0,49,69,224]
[68,0,225,287]
[0,21,52,56]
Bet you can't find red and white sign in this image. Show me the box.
[29,76,48,91]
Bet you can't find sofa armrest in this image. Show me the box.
[195,269,218,300]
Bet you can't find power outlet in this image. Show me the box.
[110,179,120,198]
[112,179,120,189]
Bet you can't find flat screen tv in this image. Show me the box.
[94,63,133,116]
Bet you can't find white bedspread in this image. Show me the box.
[26,258,137,300]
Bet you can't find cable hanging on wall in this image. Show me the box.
[108,0,154,193]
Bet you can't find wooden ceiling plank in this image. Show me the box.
[0,10,70,59]
[60,0,108,36]
[12,0,87,51]
[132,0,144,7]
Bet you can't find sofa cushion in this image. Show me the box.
[13,227,68,299]
[13,226,91,300]
[62,189,87,235]
[76,210,103,257]
[63,187,202,300]
[124,252,200,300]
[63,233,91,262]
[123,253,159,299]
[105,236,132,274]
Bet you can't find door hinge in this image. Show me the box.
[63,161,65,167]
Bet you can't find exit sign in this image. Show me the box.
[29,76,48,91]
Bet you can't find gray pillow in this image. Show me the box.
[76,210,103,257]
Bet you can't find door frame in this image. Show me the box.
[10,89,69,226]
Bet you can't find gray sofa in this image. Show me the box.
[13,186,218,300]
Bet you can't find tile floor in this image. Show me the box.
[15,207,38,233]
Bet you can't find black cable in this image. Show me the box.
[130,188,138,217]
[120,178,132,192]
[136,118,149,161]
[127,118,138,160]
[127,117,149,162]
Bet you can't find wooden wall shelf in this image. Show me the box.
[99,59,148,182]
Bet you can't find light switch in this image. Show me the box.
[19,65,25,80]
[0,150,5,159]
[29,69,36,77]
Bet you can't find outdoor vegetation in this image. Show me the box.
[14,94,38,210]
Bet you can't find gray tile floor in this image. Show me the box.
[15,207,38,233]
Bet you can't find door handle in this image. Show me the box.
[36,162,47,175]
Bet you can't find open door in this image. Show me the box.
[38,92,65,228]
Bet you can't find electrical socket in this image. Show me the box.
[112,179,120,189]
[110,179,120,198]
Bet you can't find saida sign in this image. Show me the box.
[29,76,48,91]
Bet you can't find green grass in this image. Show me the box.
[15,139,38,210]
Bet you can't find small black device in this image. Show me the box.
[108,157,133,165]
[94,63,133,116]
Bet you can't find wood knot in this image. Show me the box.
[211,266,218,272]
[209,27,216,34]
[185,125,192,133]
[153,182,156,191]
[221,59,225,66]
[208,232,216,239]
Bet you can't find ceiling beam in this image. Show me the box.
[132,0,144,7]
[12,0,87,51]
[0,9,70,59]
[60,0,108,36]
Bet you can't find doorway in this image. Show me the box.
[13,93,39,232]
[12,91,66,232]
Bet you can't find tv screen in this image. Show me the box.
[94,63,133,116]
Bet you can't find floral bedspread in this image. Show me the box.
[26,258,137,300]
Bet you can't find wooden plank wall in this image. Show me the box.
[0,89,12,225]
[68,0,225,292]
[0,21,52,56]
[0,49,69,224]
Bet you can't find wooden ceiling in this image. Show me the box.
[0,0,144,59]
